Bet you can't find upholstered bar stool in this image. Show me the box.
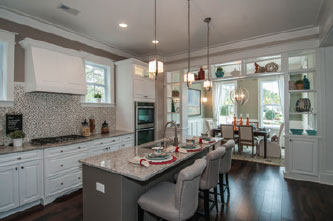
[199,146,225,221]
[218,140,235,204]
[137,159,206,221]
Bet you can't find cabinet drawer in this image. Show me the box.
[120,141,134,149]
[45,152,86,177]
[88,137,121,147]
[0,150,43,166]
[120,134,134,142]
[44,143,88,158]
[45,170,82,197]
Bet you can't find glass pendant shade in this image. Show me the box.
[203,79,212,91]
[149,60,164,73]
[184,72,195,86]
[230,87,249,105]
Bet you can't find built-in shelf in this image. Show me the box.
[289,112,317,115]
[167,112,180,114]
[285,134,321,139]
[288,89,316,93]
[288,68,316,75]
[212,71,284,82]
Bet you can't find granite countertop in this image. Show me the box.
[80,138,223,182]
[0,130,133,155]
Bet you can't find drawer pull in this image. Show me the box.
[60,164,64,167]
[100,142,104,145]
[78,146,81,149]
[61,182,63,185]
[15,167,18,170]
[17,157,22,160]
[60,150,64,153]
[78,177,81,180]
[21,166,24,169]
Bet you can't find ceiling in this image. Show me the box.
[0,0,325,57]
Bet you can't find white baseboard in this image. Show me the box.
[319,172,333,185]
[0,200,41,219]
[284,171,319,183]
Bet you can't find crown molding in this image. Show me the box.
[0,6,139,59]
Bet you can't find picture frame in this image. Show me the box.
[188,89,201,116]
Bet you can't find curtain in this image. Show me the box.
[212,82,224,125]
[277,75,285,119]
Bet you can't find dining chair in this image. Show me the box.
[238,125,258,156]
[138,159,207,221]
[205,119,216,136]
[199,146,225,221]
[259,123,284,158]
[221,124,238,152]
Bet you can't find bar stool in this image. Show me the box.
[137,159,207,221]
[218,140,235,204]
[199,146,226,221]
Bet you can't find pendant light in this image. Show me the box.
[184,0,195,87]
[148,0,164,79]
[203,17,212,91]
[230,87,249,105]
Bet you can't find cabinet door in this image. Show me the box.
[144,78,155,99]
[19,160,43,205]
[0,165,19,212]
[133,76,146,99]
[289,138,318,176]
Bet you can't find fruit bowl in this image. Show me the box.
[290,129,304,135]
[306,130,317,136]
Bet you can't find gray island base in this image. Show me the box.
[80,138,222,221]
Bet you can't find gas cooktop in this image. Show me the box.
[30,135,86,146]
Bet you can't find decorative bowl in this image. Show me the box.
[306,130,317,136]
[290,129,304,135]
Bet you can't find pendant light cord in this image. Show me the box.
[187,0,191,88]
[207,19,210,81]
[154,0,158,79]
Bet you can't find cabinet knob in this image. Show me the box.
[100,142,104,145]
[15,167,18,170]
[78,177,81,180]
[290,139,292,142]
[17,157,22,160]
[61,182,63,185]
[144,96,148,98]
[60,164,64,167]
[78,146,81,149]
[21,166,24,169]
[60,150,63,153]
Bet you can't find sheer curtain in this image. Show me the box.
[277,75,285,119]
[212,82,225,125]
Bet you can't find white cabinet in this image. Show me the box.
[0,165,19,212]
[287,136,318,176]
[19,160,43,205]
[0,151,43,213]
[134,76,155,100]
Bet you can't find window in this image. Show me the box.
[0,30,15,106]
[85,61,110,103]
[260,80,283,127]
[219,83,236,124]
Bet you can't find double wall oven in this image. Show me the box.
[135,102,155,145]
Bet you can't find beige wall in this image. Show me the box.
[188,83,212,119]
[0,18,125,82]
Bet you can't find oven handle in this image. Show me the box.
[136,106,155,109]
[137,127,155,131]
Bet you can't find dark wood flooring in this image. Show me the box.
[3,160,333,221]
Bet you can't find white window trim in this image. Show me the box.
[0,29,15,107]
[259,79,282,129]
[80,52,115,107]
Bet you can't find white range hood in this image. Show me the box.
[19,38,87,95]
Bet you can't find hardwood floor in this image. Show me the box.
[3,160,333,221]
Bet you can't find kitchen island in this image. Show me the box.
[80,138,222,221]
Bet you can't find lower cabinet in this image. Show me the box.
[0,156,43,213]
[288,136,319,176]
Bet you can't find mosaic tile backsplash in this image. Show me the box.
[0,83,116,145]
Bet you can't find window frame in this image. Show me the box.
[259,79,283,128]
[80,52,114,107]
[0,30,15,107]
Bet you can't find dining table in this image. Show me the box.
[212,127,271,158]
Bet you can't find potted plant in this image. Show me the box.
[8,130,25,147]
[295,80,305,90]
[94,93,102,103]
[215,66,224,78]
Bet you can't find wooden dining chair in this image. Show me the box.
[221,124,238,153]
[238,125,258,157]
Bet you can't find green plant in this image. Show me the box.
[8,130,25,139]
[295,80,304,84]
[94,93,102,98]
[216,66,223,72]
[265,110,275,120]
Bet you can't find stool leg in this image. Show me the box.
[219,174,224,204]
[214,187,219,214]
[204,190,210,221]
[138,205,144,221]
[226,173,230,196]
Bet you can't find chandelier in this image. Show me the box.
[203,17,212,91]
[148,0,163,79]
[230,87,249,105]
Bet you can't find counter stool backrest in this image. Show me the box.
[200,147,226,190]
[175,158,207,220]
[220,140,235,174]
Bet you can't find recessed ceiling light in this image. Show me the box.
[152,40,159,44]
[119,23,128,28]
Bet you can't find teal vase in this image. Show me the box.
[215,69,224,78]
[303,76,310,90]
